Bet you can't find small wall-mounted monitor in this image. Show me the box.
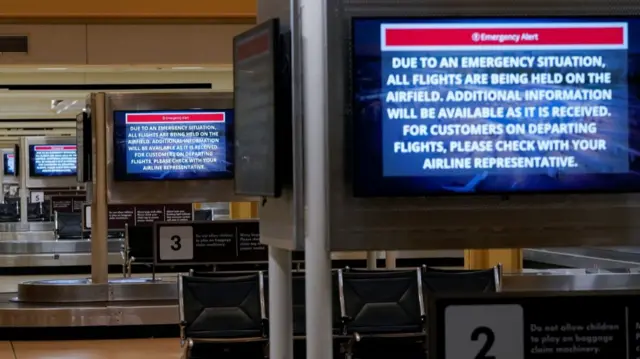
[3,152,15,176]
[112,110,234,181]
[233,18,291,197]
[29,144,77,177]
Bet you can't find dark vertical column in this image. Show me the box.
[257,2,294,359]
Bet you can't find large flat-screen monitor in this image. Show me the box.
[113,110,234,181]
[233,18,291,197]
[3,151,15,176]
[29,144,77,177]
[352,17,638,196]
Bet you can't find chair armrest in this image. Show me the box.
[179,321,187,341]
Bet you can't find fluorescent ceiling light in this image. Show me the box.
[37,67,68,71]
[171,66,204,70]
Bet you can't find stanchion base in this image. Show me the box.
[0,293,177,327]
[16,277,177,303]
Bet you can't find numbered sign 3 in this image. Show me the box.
[445,304,524,359]
[159,225,194,261]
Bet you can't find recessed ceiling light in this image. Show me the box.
[171,66,204,70]
[37,67,68,71]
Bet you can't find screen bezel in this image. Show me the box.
[28,144,77,177]
[350,15,636,198]
[112,109,234,182]
[3,152,15,176]
[13,144,20,177]
[233,18,285,197]
[76,110,92,183]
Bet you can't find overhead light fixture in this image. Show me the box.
[171,66,204,70]
[37,67,68,71]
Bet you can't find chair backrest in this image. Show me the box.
[339,268,423,334]
[194,209,213,221]
[0,203,18,222]
[190,270,258,278]
[421,265,501,293]
[27,203,43,220]
[179,272,266,338]
[55,212,83,239]
[344,267,402,273]
[127,226,153,262]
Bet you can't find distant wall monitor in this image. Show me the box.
[113,110,234,181]
[351,17,639,196]
[3,152,15,176]
[29,144,77,177]
[233,18,291,197]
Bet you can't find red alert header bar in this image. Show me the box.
[34,145,76,151]
[125,112,225,125]
[381,22,628,51]
[236,31,270,62]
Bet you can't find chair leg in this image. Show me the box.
[344,336,358,359]
[263,341,270,359]
[182,339,193,359]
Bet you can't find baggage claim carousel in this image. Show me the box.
[1,220,640,328]
[0,223,123,268]
[0,221,174,328]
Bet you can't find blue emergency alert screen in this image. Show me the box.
[113,110,234,181]
[352,18,640,196]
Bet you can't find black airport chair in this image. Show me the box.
[337,268,425,359]
[189,270,260,277]
[54,211,84,240]
[194,209,213,221]
[121,225,155,277]
[179,272,268,359]
[421,264,502,294]
[343,267,402,273]
[0,202,18,222]
[27,202,45,221]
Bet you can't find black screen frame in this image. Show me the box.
[13,144,19,177]
[350,15,639,198]
[3,149,15,176]
[233,18,292,198]
[76,110,92,183]
[28,144,77,177]
[112,109,234,182]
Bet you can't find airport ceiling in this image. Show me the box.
[0,65,232,138]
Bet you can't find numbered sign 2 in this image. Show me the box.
[445,304,524,359]
[158,225,194,261]
[30,191,44,203]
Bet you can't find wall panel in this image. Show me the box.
[87,25,251,65]
[0,0,255,20]
[0,25,86,64]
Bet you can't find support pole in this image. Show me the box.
[19,137,27,225]
[302,0,332,358]
[268,247,293,359]
[90,93,108,284]
[385,251,397,269]
[367,251,377,269]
